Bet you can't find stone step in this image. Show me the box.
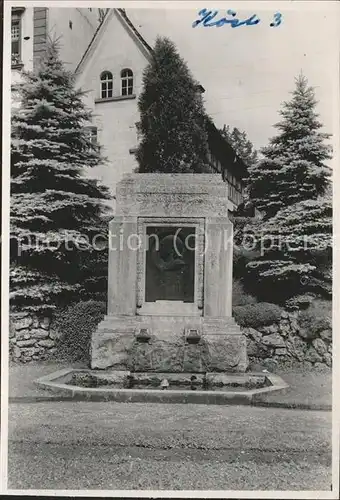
[96,316,243,341]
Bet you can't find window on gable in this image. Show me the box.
[100,71,113,99]
[121,68,134,96]
[11,14,21,65]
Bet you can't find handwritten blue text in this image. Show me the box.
[192,9,283,29]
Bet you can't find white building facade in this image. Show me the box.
[11,6,105,84]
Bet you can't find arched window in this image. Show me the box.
[121,69,133,96]
[100,71,113,99]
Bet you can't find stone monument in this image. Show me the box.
[91,174,248,373]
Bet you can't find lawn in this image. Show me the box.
[252,369,331,410]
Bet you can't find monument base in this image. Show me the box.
[91,315,248,373]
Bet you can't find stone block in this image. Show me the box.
[9,320,16,338]
[31,329,49,339]
[260,325,278,336]
[11,312,29,319]
[246,339,259,357]
[132,340,184,372]
[262,334,285,348]
[38,339,55,348]
[286,336,307,361]
[91,326,136,370]
[115,174,233,218]
[204,334,248,372]
[15,329,30,341]
[15,316,33,330]
[323,352,332,367]
[20,347,40,357]
[243,327,262,343]
[320,329,332,342]
[183,343,210,373]
[14,346,21,358]
[289,318,299,333]
[312,338,327,356]
[16,339,37,347]
[305,346,322,364]
[275,347,287,356]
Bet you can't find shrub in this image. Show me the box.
[51,300,106,363]
[298,299,332,339]
[233,302,282,328]
[232,279,257,307]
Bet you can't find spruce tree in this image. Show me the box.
[248,74,331,219]
[10,41,110,314]
[243,195,332,304]
[136,37,211,173]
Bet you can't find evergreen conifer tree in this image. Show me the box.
[10,41,110,314]
[136,37,211,173]
[244,195,332,304]
[248,74,331,219]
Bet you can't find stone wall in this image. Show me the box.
[9,312,61,363]
[242,310,332,369]
[10,309,332,368]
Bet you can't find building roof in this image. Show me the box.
[116,9,154,55]
[75,8,153,75]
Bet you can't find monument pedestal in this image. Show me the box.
[91,315,247,372]
[91,174,248,373]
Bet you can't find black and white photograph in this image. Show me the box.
[1,1,339,496]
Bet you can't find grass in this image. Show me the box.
[252,368,331,410]
[8,402,331,490]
